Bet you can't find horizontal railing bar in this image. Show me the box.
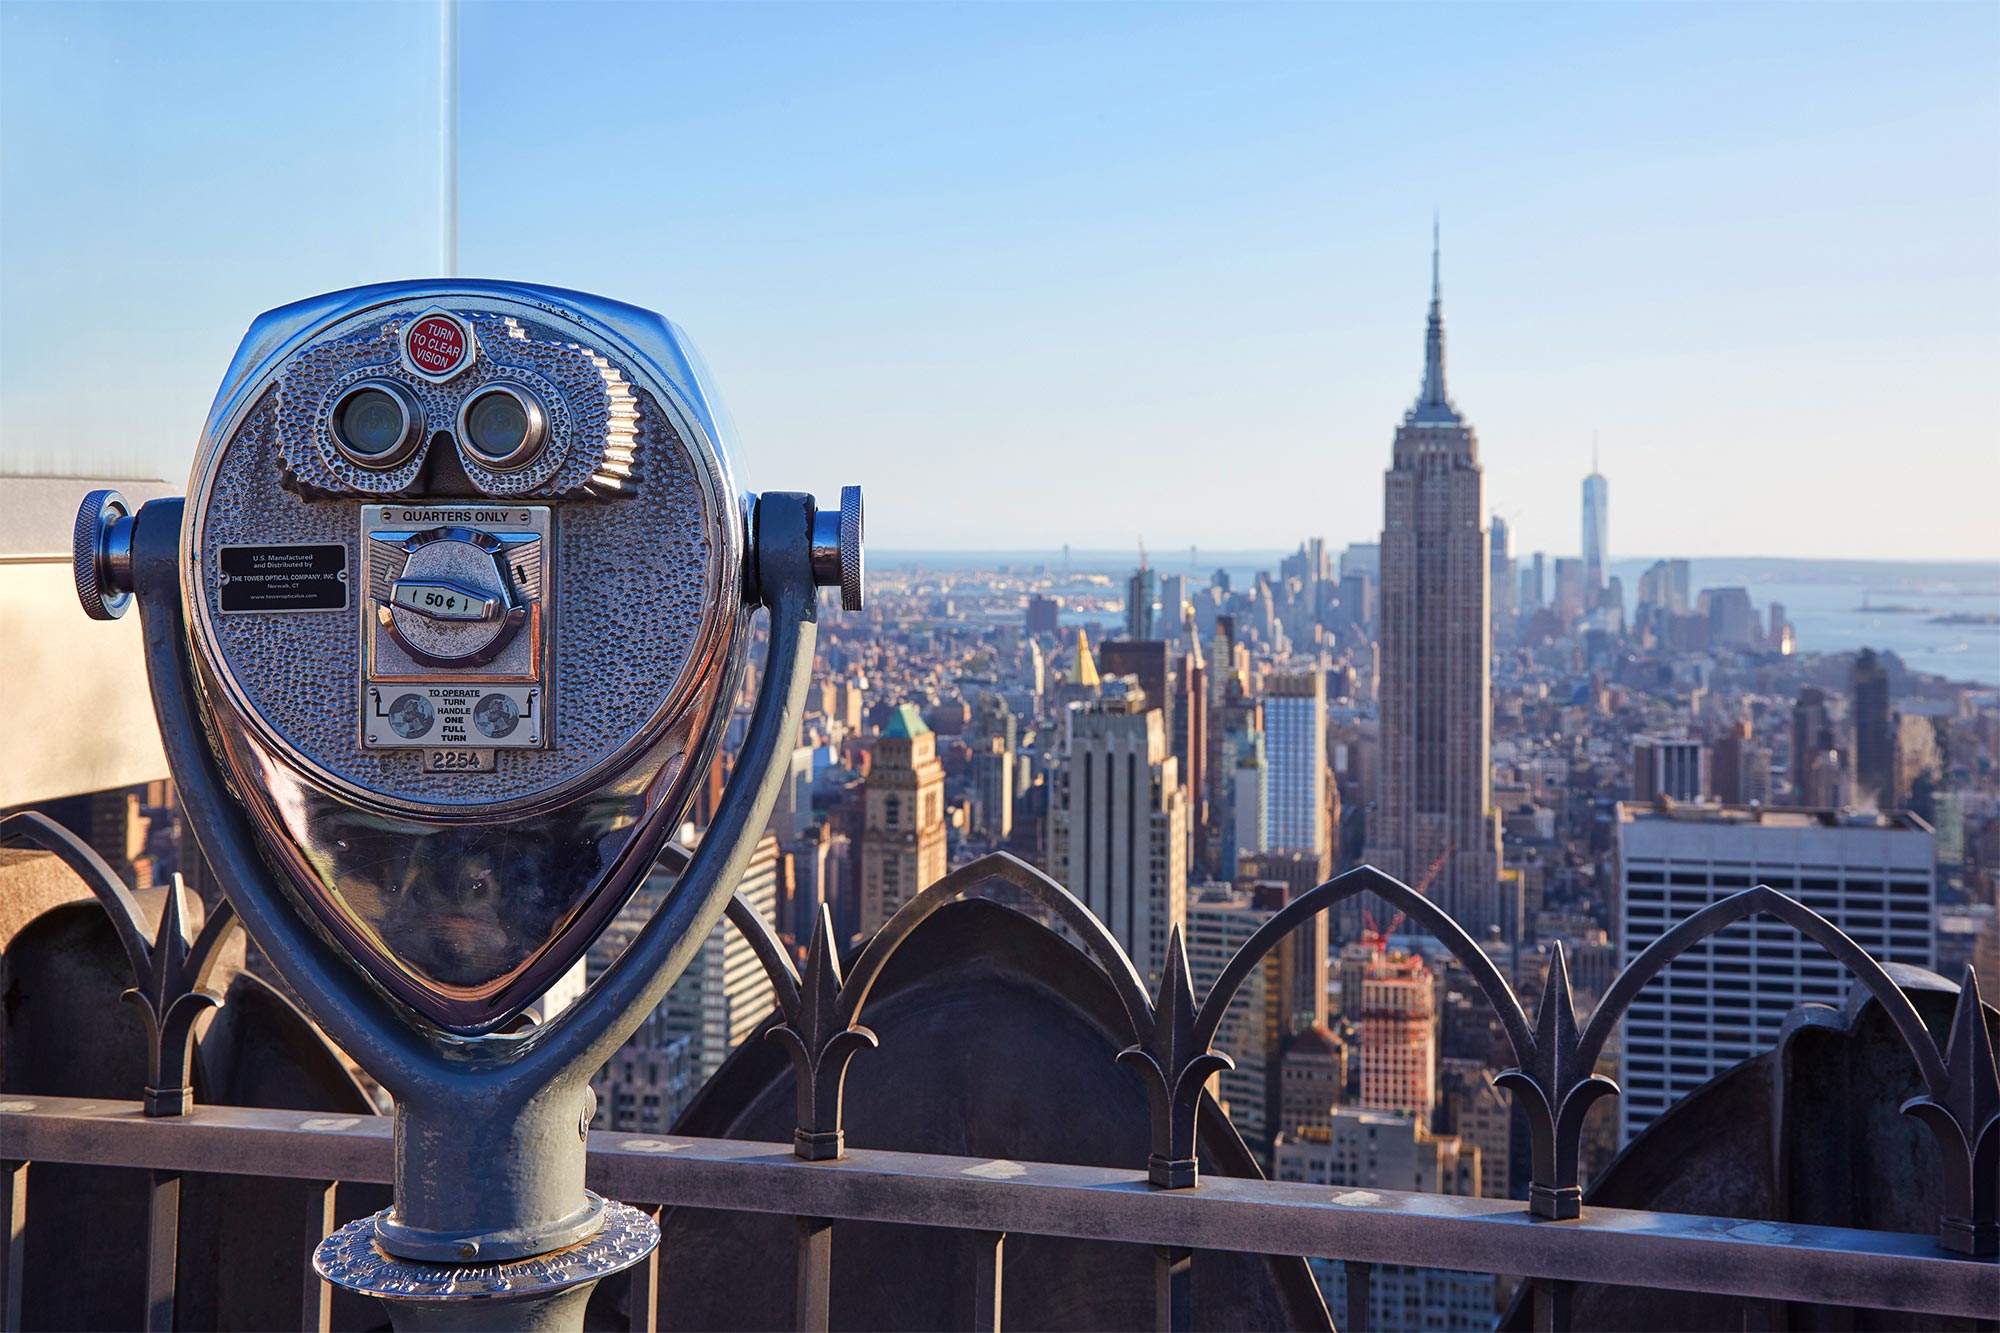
[1,1097,1989,1318]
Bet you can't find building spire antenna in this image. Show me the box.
[1592,431,1600,475]
[1431,211,1440,304]
[1409,213,1457,421]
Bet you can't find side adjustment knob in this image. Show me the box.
[809,485,865,611]
[74,488,135,621]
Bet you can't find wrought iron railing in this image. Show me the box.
[2,813,1995,1332]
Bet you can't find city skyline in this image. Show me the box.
[3,3,1996,560]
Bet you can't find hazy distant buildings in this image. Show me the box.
[859,704,948,935]
[1790,685,1843,806]
[1853,648,1893,804]
[1614,803,1936,1142]
[1701,586,1758,649]
[1049,682,1189,981]
[1489,516,1517,624]
[1362,231,1505,936]
[1126,562,1157,641]
[1582,454,1609,595]
[1636,559,1691,614]
[1025,594,1060,637]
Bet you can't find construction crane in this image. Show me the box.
[1362,842,1450,952]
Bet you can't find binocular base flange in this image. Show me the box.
[315,1197,658,1331]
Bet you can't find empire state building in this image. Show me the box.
[1362,229,1507,937]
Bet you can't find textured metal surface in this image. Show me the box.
[274,313,639,500]
[71,488,132,620]
[315,1198,657,1299]
[160,279,770,1033]
[3,1097,1991,1318]
[196,383,713,807]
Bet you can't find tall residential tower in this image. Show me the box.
[1362,227,1506,935]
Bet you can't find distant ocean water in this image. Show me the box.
[878,551,2000,689]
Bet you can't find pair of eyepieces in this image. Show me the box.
[330,380,548,472]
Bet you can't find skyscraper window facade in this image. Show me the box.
[1362,229,1506,936]
[1263,669,1326,856]
[1615,803,1936,1142]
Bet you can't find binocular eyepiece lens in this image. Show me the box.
[459,385,546,470]
[330,382,421,469]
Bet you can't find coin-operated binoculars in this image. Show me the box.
[74,281,862,1330]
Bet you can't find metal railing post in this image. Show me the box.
[1153,1244,1191,1333]
[625,1205,661,1332]
[1341,1260,1371,1332]
[967,1230,1003,1333]
[1532,1277,1573,1333]
[143,1168,180,1333]
[1,1160,24,1333]
[795,1216,832,1333]
[303,1181,337,1333]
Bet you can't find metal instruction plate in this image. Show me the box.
[364,684,543,751]
[219,543,349,614]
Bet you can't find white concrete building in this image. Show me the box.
[1615,803,1936,1142]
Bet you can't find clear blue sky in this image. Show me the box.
[3,2,1994,560]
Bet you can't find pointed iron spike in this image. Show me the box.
[1944,963,1996,1101]
[1534,940,1577,1045]
[796,904,844,1040]
[158,872,189,950]
[1155,925,1199,1046]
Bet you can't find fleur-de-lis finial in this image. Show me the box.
[767,905,877,1161]
[1,812,238,1118]
[123,875,235,1116]
[1118,925,1231,1189]
[1495,942,1618,1220]
[1901,965,1998,1256]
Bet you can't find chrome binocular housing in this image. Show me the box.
[76,280,862,1034]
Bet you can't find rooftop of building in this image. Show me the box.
[1614,800,1933,833]
[881,703,931,739]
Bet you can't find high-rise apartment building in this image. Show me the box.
[1048,683,1189,982]
[650,832,783,1086]
[1263,670,1327,857]
[1229,728,1268,878]
[1358,949,1437,1122]
[1853,648,1893,804]
[1174,645,1208,869]
[1187,886,1287,1157]
[1614,803,1936,1142]
[1363,230,1505,936]
[859,704,948,935]
[1790,686,1840,806]
[1582,454,1609,595]
[1099,639,1172,769]
[1277,1026,1347,1137]
[1522,552,1546,611]
[970,735,1014,841]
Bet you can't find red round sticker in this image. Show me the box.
[405,316,468,377]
